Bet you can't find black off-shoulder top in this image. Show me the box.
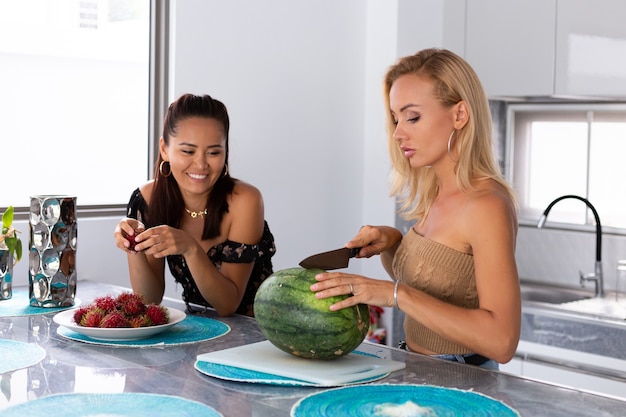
[126,188,276,316]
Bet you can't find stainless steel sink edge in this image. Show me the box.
[522,303,626,330]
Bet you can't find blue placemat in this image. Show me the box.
[291,384,521,417]
[56,315,230,347]
[195,350,390,387]
[0,339,46,374]
[0,289,78,317]
[0,393,222,416]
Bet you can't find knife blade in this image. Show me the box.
[298,247,361,270]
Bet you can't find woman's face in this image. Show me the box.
[389,74,457,168]
[160,116,226,197]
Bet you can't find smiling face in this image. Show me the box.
[389,74,459,169]
[159,116,226,199]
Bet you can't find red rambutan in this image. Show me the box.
[100,311,130,328]
[128,314,153,328]
[72,306,91,324]
[79,308,105,327]
[93,295,118,313]
[76,292,169,329]
[145,304,169,325]
[120,297,145,317]
[115,291,145,306]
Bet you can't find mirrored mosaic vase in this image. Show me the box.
[0,244,14,300]
[28,196,77,307]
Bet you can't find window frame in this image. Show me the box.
[506,102,626,237]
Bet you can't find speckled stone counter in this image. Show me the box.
[0,281,625,416]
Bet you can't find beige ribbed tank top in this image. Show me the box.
[392,228,477,354]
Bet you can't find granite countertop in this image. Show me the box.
[0,280,624,416]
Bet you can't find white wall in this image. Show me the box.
[170,0,369,274]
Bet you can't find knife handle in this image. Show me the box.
[349,247,361,258]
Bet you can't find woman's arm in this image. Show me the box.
[177,182,265,316]
[313,190,520,363]
[114,217,167,304]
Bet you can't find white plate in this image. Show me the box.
[53,307,186,341]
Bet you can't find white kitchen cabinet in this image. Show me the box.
[464,0,557,98]
[464,0,626,99]
[522,360,626,401]
[500,342,626,401]
[499,357,523,375]
[555,0,626,97]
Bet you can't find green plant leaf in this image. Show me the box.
[15,238,22,262]
[1,205,13,229]
[5,237,16,255]
[1,206,21,263]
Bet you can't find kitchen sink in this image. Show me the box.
[521,282,626,321]
[559,297,626,320]
[520,283,592,305]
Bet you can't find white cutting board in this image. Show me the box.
[196,340,406,385]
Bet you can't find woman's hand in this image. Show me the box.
[310,271,395,311]
[346,225,403,258]
[114,218,146,253]
[131,224,199,259]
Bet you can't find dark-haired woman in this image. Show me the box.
[114,93,275,317]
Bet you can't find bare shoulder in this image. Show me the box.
[228,180,265,216]
[227,180,265,242]
[466,180,518,232]
[230,180,263,203]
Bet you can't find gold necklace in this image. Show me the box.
[185,208,207,218]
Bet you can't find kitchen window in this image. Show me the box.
[0,0,164,211]
[506,103,626,231]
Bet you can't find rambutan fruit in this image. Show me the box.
[128,314,152,328]
[145,304,169,325]
[100,311,130,328]
[76,291,169,329]
[93,295,118,313]
[79,308,105,328]
[119,296,145,317]
[72,306,91,324]
[115,291,145,306]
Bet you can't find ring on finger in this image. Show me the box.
[349,283,354,295]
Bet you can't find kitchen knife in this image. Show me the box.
[299,247,361,270]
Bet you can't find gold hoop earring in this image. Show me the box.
[447,130,458,162]
[222,164,229,177]
[159,160,172,177]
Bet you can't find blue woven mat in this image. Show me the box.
[0,339,46,374]
[0,289,77,317]
[57,315,230,347]
[1,393,222,417]
[291,384,521,417]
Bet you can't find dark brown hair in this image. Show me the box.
[149,93,234,239]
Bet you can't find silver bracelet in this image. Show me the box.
[393,280,400,310]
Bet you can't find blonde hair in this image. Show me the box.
[384,48,515,223]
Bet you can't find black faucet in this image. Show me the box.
[537,194,604,298]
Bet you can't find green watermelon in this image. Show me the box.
[254,267,370,360]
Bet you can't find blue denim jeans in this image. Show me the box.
[398,341,499,370]
[432,353,499,370]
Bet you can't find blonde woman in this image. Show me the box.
[311,48,520,368]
